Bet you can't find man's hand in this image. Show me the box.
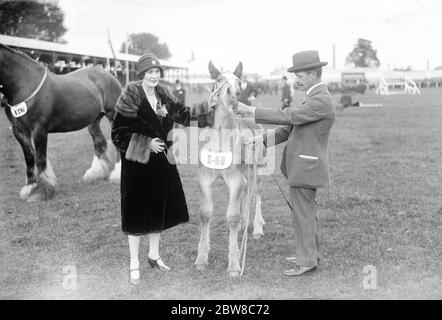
[235,101,254,115]
[247,95,256,102]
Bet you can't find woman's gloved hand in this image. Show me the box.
[150,138,165,153]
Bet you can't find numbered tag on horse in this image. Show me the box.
[200,148,233,170]
[11,102,28,118]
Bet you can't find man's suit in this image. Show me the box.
[254,83,335,267]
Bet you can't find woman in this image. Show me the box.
[111,54,209,285]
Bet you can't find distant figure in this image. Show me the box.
[0,92,6,108]
[281,76,292,110]
[274,83,279,95]
[239,75,257,106]
[172,79,186,104]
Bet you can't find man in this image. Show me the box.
[172,79,186,105]
[281,76,292,109]
[236,50,335,276]
[238,75,258,106]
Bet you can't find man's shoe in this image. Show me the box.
[285,256,321,264]
[282,265,317,277]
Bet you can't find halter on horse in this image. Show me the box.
[194,61,267,277]
[0,44,122,201]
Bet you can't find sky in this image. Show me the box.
[58,0,442,74]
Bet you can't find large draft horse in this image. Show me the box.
[195,61,268,276]
[0,44,122,201]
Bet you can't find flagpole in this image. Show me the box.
[125,33,130,85]
[106,26,118,77]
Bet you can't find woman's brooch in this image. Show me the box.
[156,103,168,117]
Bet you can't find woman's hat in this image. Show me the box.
[287,50,328,73]
[136,54,163,78]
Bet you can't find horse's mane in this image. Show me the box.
[0,43,42,66]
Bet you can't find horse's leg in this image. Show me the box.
[28,127,57,202]
[108,151,121,184]
[83,114,112,182]
[225,170,245,277]
[195,172,216,270]
[103,111,121,184]
[11,125,37,199]
[252,176,265,240]
[239,174,249,232]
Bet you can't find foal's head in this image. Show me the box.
[208,61,243,113]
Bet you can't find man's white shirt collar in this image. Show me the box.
[305,82,326,96]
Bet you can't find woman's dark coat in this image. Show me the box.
[111,81,208,235]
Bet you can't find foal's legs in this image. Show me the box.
[83,114,112,181]
[240,172,265,239]
[225,170,246,277]
[252,176,265,240]
[28,127,57,201]
[195,172,216,270]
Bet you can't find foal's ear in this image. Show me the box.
[233,62,243,79]
[209,60,221,79]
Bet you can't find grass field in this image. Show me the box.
[0,89,441,299]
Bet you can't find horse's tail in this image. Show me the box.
[104,71,123,117]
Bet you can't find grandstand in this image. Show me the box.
[0,34,187,85]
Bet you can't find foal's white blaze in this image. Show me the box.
[83,155,110,181]
[219,73,241,111]
[20,183,37,199]
[109,160,121,184]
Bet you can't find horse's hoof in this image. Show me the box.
[195,264,207,271]
[83,156,110,182]
[82,169,105,182]
[26,184,54,202]
[252,233,263,240]
[27,192,43,202]
[20,183,36,200]
[229,270,240,277]
[109,170,121,184]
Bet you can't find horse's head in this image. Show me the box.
[208,61,243,113]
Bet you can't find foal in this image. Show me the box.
[195,61,268,276]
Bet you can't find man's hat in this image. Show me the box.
[287,50,327,73]
[136,54,163,78]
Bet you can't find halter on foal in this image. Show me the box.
[195,61,266,277]
[0,44,122,201]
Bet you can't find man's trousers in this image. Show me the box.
[289,187,319,267]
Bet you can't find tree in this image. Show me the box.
[0,0,67,43]
[120,33,171,60]
[346,38,380,68]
